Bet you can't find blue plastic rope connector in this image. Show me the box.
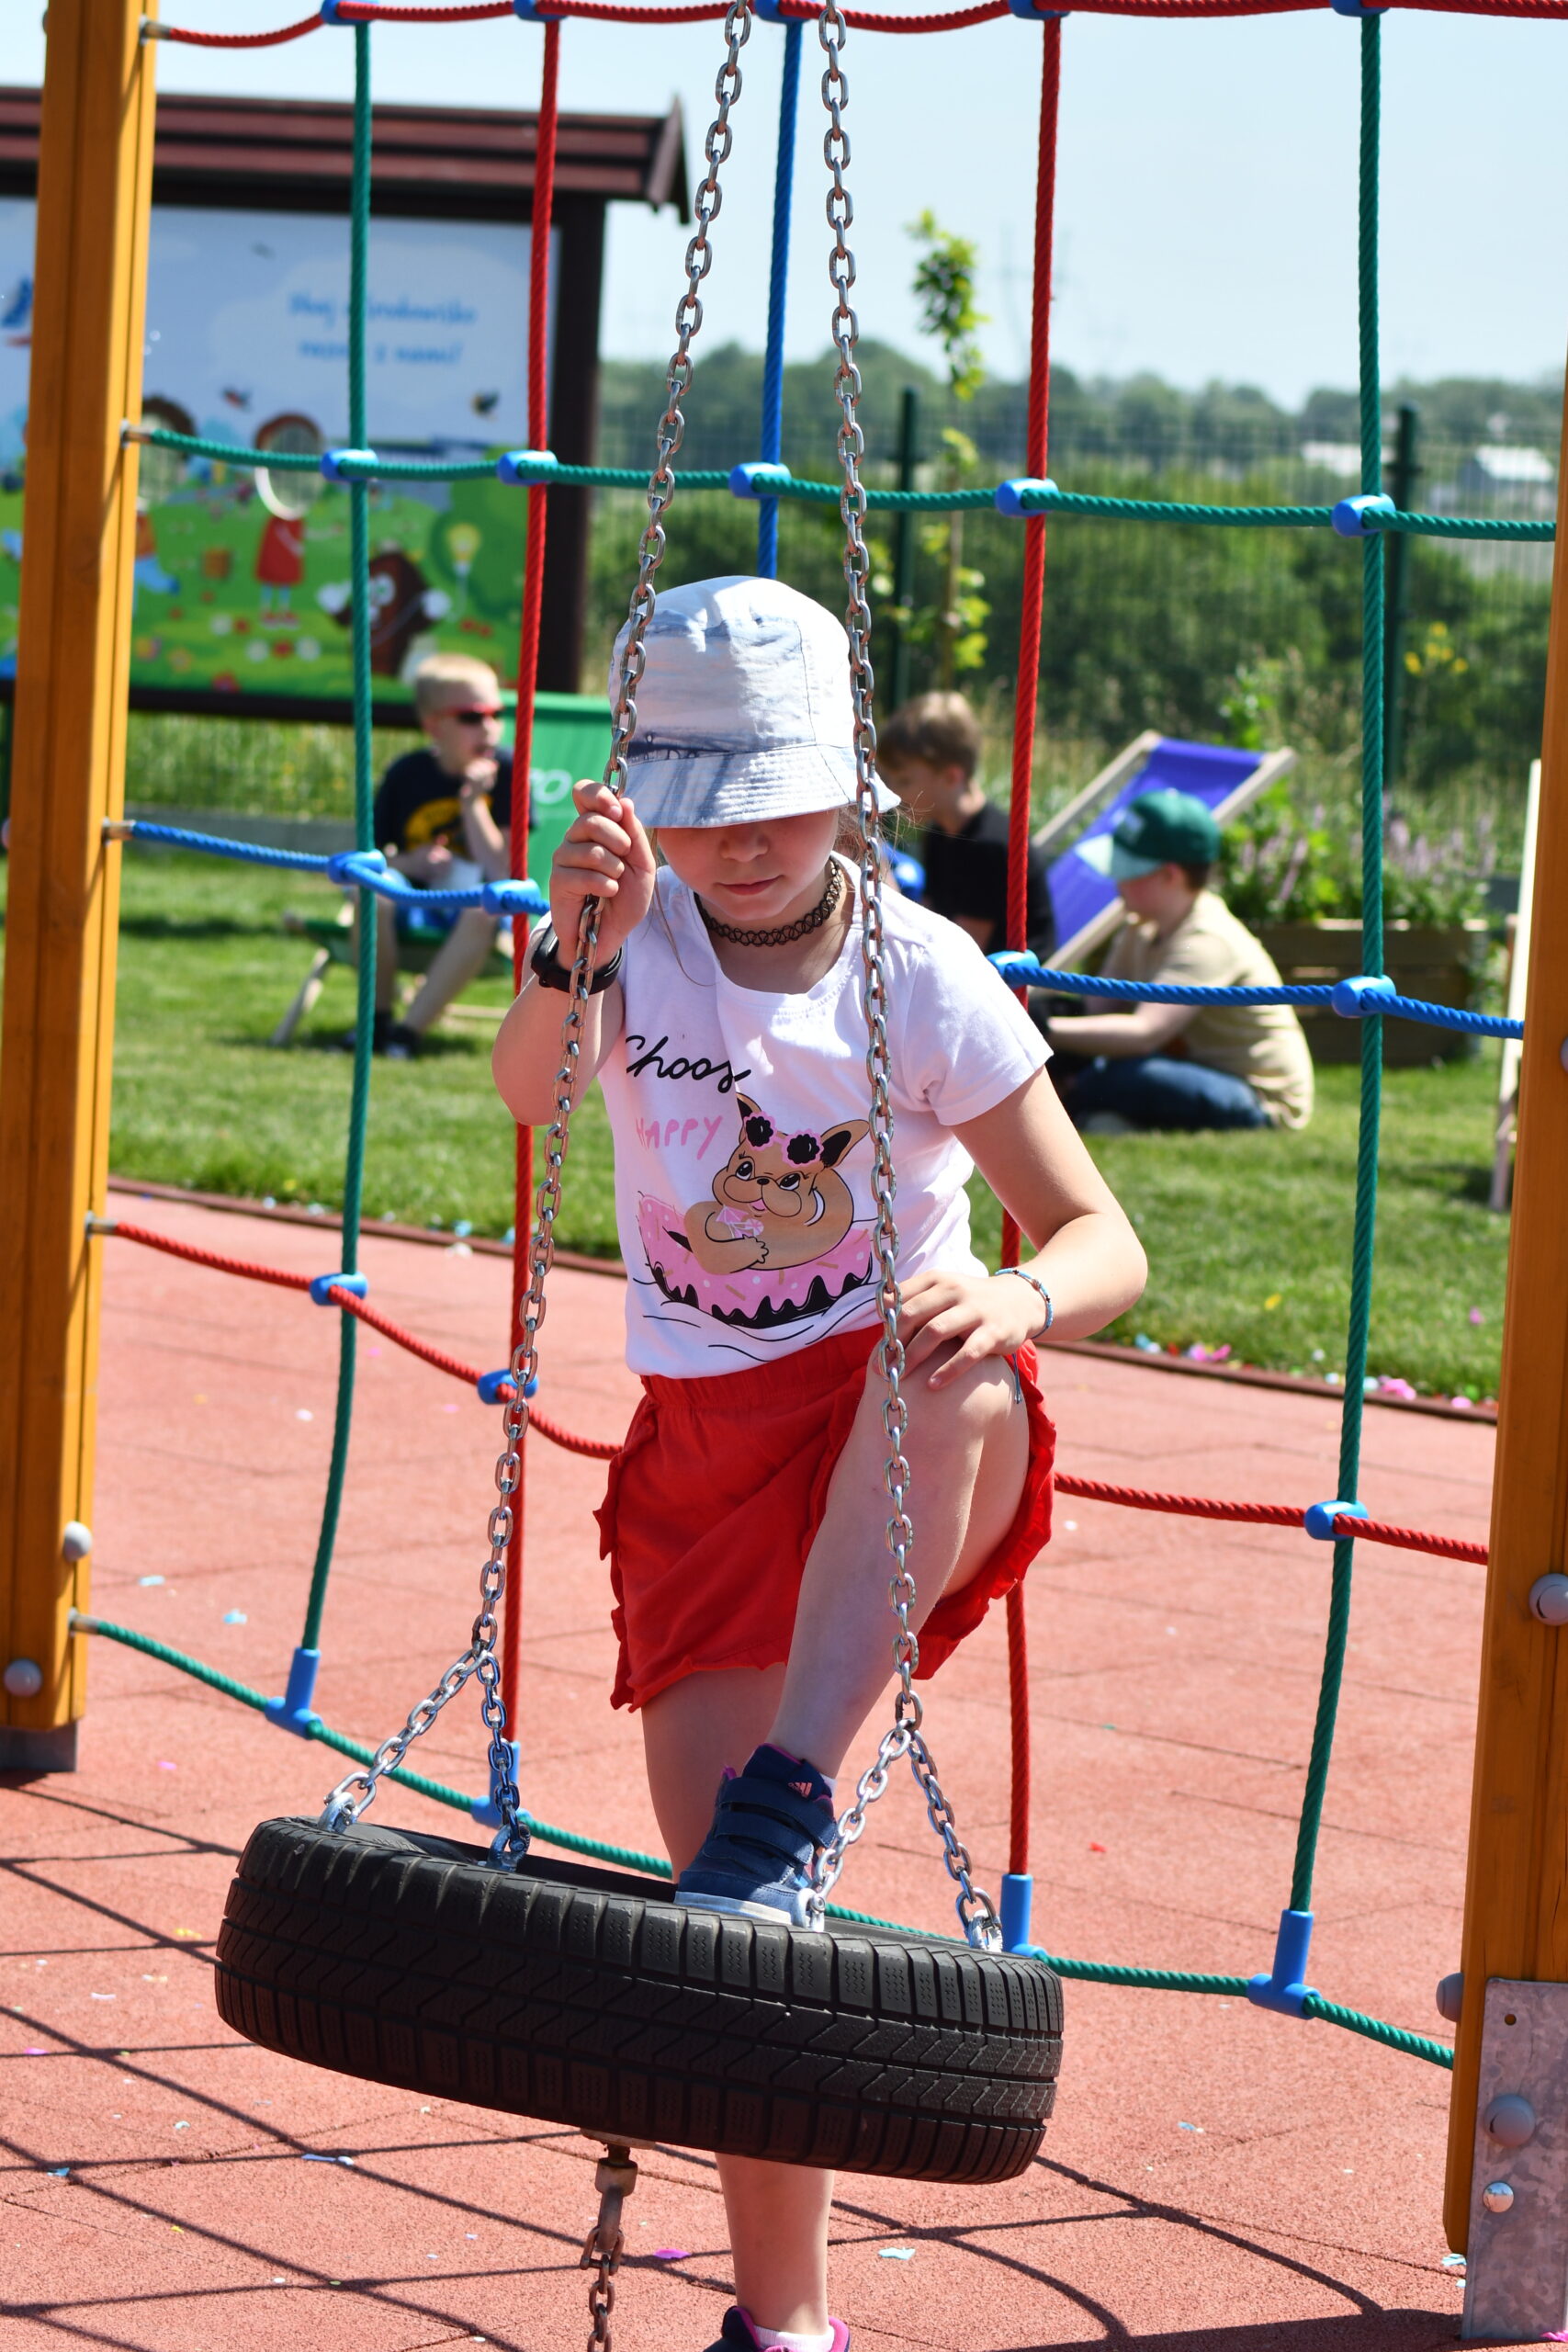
[513,0,546,15]
[995,477,1057,517]
[319,0,348,19]
[1304,1498,1368,1542]
[497,447,559,485]
[730,461,794,500]
[265,1645,323,1737]
[480,877,547,918]
[309,1271,369,1307]
[1331,492,1395,538]
[999,1872,1034,1951]
[1005,0,1065,16]
[751,0,793,20]
[1330,0,1387,15]
[1247,1908,1317,2018]
[477,1369,514,1405]
[321,447,378,482]
[327,847,388,888]
[471,1741,526,1830]
[1330,973,1397,1018]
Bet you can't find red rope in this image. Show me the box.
[998,17,1062,1887]
[1053,1472,1488,1565]
[158,13,321,42]
[103,1219,1485,1552]
[500,16,562,1724]
[155,0,1568,38]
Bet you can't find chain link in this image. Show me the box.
[318,5,752,1859]
[579,2144,637,2352]
[807,0,1001,1954]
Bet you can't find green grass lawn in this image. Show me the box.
[4,849,1511,1401]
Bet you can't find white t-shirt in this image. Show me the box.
[597,862,1050,1378]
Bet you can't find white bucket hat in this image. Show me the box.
[606,573,898,830]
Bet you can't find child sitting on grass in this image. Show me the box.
[492,575,1145,2352]
[363,652,513,1058]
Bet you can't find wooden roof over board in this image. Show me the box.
[0,87,689,221]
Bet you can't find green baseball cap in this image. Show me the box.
[1080,787,1222,881]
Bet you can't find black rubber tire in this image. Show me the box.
[215,1817,1062,2184]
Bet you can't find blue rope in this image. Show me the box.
[757,17,802,579]
[989,953,1520,1036]
[127,820,332,870]
[121,821,547,915]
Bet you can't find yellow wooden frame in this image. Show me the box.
[1444,361,1568,2250]
[0,2,158,1764]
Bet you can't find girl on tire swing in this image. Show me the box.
[493,573,1145,2352]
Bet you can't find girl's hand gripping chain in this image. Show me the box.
[551,781,659,964]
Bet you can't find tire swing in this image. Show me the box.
[213,0,1061,2294]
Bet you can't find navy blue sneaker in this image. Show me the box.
[705,2307,851,2351]
[675,1744,837,1929]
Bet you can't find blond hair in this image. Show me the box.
[412,652,502,718]
[875,691,982,782]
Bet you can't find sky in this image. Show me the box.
[5,2,1567,407]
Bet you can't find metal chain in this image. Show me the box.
[580,2143,637,2352]
[318,6,752,1859]
[807,0,1001,1953]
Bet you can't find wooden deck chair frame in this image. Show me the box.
[1044,742,1298,972]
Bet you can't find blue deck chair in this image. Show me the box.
[1045,734,1296,968]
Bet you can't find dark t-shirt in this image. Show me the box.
[372,746,513,857]
[919,799,1054,958]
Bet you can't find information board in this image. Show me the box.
[0,198,555,711]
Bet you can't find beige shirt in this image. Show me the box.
[1100,891,1314,1130]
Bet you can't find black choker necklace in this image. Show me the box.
[699,862,844,947]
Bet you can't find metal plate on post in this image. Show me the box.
[1463,1979,1568,2338]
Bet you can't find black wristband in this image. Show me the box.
[528,922,624,996]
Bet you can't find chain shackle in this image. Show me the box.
[806,0,1001,1953]
[580,2144,637,2352]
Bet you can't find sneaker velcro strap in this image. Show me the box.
[713,1774,836,1855]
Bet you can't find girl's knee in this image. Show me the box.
[867,1343,1019,1444]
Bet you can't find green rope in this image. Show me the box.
[299,21,375,1656]
[1301,1992,1453,2069]
[1291,12,1385,1917]
[136,431,1553,544]
[73,1613,1450,2065]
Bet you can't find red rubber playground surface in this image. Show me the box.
[0,1194,1513,2349]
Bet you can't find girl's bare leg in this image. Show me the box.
[645,1666,835,2338]
[768,1343,1029,1774]
[637,1345,1031,2335]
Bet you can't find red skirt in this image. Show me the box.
[595,1322,1055,1713]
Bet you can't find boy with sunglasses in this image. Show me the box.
[365,654,514,1057]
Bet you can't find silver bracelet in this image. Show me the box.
[996,1264,1055,1336]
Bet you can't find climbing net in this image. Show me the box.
[75,0,1557,2079]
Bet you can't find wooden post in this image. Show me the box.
[1444,356,1568,2252]
[0,2,157,1769]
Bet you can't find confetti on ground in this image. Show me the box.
[296,1408,313,1421]
[158,1760,176,1770]
[44,2166,69,2178]
[222,1611,247,1624]
[138,1575,164,1588]
[1178,2122,1204,2132]
[651,2250,689,2262]
[1264,1294,1282,1310]
[879,2247,916,2261]
[302,2153,355,2165]
[1089,1841,1107,1853]
[1441,2254,1467,2270]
